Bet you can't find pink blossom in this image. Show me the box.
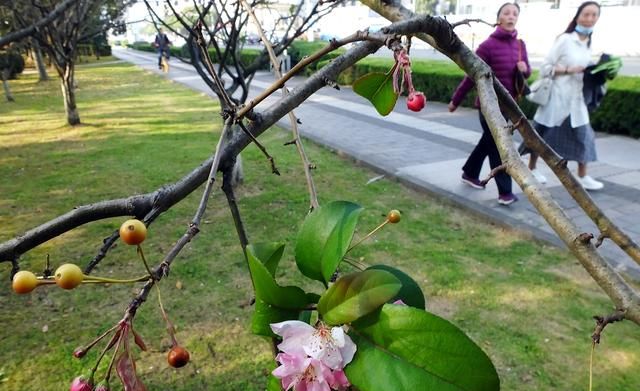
[273,353,335,391]
[69,375,93,391]
[270,321,356,370]
[328,369,350,390]
[270,321,355,391]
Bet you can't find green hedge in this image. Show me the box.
[128,42,263,69]
[128,40,640,138]
[288,41,346,74]
[77,43,112,58]
[317,56,640,138]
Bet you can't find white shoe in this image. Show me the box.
[578,175,604,191]
[531,169,547,184]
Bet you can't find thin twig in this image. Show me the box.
[221,167,249,251]
[236,30,377,119]
[592,310,625,344]
[125,118,234,319]
[240,0,318,209]
[451,18,495,29]
[236,120,280,175]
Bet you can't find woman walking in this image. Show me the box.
[526,1,603,190]
[449,2,531,205]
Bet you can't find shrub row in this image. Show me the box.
[128,40,345,74]
[317,56,640,138]
[77,43,112,58]
[127,40,640,138]
[128,42,264,69]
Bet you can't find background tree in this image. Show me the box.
[1,0,131,125]
[144,0,343,186]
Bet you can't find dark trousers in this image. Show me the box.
[462,111,512,195]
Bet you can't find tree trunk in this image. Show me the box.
[1,69,15,102]
[32,39,49,82]
[60,63,80,125]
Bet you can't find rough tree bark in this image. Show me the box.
[59,61,80,125]
[32,38,49,81]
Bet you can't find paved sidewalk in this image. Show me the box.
[113,48,640,278]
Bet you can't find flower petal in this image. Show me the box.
[271,321,315,355]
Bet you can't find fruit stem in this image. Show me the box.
[342,256,367,271]
[82,274,151,284]
[81,322,120,359]
[156,284,178,346]
[104,325,126,382]
[589,342,595,391]
[346,219,389,253]
[35,279,57,285]
[137,245,156,280]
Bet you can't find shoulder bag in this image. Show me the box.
[526,74,552,106]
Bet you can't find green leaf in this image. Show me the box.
[353,70,399,116]
[267,373,283,391]
[294,201,363,284]
[251,298,300,337]
[346,305,500,391]
[367,264,426,309]
[247,242,285,277]
[318,270,401,325]
[247,247,309,310]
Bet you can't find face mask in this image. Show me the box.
[575,24,593,35]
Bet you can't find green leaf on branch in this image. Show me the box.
[367,264,426,309]
[267,373,284,391]
[294,201,363,284]
[353,70,399,116]
[247,242,285,276]
[317,269,401,325]
[346,305,500,391]
[247,246,309,310]
[251,298,300,337]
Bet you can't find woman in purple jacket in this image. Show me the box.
[448,2,531,205]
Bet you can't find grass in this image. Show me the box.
[1,61,639,391]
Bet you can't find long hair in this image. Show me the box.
[496,2,520,22]
[564,1,600,47]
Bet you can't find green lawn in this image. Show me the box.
[0,62,638,390]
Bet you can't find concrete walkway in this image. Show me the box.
[113,47,640,278]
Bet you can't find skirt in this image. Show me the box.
[519,117,597,163]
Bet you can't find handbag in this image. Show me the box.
[526,75,552,105]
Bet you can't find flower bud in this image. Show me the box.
[69,374,93,391]
[73,347,87,359]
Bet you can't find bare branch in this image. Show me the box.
[0,0,78,48]
[240,0,317,209]
[592,310,625,344]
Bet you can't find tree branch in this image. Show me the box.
[0,0,78,48]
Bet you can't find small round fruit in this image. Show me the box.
[12,270,38,294]
[407,91,426,112]
[167,346,190,368]
[387,210,401,224]
[119,219,147,245]
[54,263,84,290]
